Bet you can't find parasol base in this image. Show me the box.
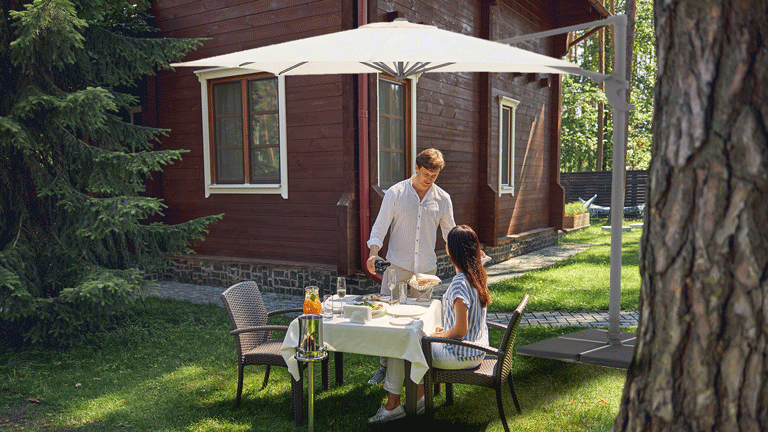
[516,328,636,369]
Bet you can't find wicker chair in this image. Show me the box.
[421,294,529,432]
[220,281,329,425]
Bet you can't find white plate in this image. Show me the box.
[324,295,363,312]
[387,304,427,318]
[351,301,388,318]
[389,317,416,326]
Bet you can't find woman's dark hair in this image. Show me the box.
[446,225,490,307]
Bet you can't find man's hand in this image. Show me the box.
[366,255,380,274]
[367,245,381,274]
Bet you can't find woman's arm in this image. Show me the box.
[430,298,468,339]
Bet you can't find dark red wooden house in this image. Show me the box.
[144,0,609,294]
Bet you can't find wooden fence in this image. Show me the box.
[560,170,647,207]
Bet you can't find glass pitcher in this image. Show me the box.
[302,286,322,315]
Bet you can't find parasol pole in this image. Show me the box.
[500,15,633,344]
[607,15,628,345]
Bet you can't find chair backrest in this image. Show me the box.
[495,294,529,383]
[221,281,270,352]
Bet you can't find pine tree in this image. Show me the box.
[0,0,222,344]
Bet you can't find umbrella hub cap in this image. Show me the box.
[360,19,435,30]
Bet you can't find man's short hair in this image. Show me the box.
[415,148,445,171]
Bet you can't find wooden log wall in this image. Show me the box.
[151,0,357,269]
[368,0,485,254]
[486,1,561,240]
[148,0,606,274]
[371,0,564,247]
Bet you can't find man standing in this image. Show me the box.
[365,148,456,385]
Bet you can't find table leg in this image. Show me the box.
[404,360,417,415]
[321,356,329,390]
[308,362,315,432]
[334,352,344,385]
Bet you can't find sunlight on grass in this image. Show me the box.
[190,417,252,432]
[490,219,643,312]
[0,241,640,432]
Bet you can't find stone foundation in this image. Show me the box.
[157,227,559,296]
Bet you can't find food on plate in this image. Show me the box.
[352,300,388,317]
[356,301,384,311]
[362,294,390,302]
[409,274,440,291]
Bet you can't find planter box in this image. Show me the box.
[563,213,590,230]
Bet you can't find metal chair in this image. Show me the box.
[421,294,529,432]
[220,281,329,425]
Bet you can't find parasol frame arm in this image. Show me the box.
[497,15,626,45]
[361,61,457,80]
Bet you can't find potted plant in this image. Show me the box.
[563,201,590,230]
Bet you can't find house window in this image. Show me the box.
[195,68,288,199]
[378,75,413,188]
[498,96,519,196]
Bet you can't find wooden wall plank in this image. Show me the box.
[150,0,572,270]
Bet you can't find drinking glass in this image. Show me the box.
[336,277,347,317]
[323,294,334,319]
[397,282,408,305]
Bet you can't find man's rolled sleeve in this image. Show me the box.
[440,195,456,243]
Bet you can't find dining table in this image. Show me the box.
[279,295,443,415]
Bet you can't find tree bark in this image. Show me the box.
[614,1,768,431]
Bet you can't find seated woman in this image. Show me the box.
[368,224,491,423]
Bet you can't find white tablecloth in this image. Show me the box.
[280,298,442,384]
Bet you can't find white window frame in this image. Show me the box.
[498,96,519,196]
[377,74,418,188]
[194,67,288,199]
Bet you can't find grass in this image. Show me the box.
[489,218,642,312]
[0,218,640,431]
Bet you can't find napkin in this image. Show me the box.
[343,304,372,322]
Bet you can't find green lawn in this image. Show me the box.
[1,219,638,431]
[490,219,642,312]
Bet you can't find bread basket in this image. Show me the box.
[408,274,441,302]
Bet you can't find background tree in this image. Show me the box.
[560,0,654,172]
[615,0,768,430]
[0,0,221,345]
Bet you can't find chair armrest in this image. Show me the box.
[231,325,289,336]
[268,307,303,317]
[421,336,502,358]
[487,321,507,331]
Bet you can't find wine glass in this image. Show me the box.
[336,277,346,316]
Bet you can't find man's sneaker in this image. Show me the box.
[368,366,387,385]
[417,396,425,414]
[368,404,406,423]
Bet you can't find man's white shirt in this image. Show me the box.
[367,177,455,273]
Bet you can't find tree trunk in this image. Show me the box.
[614,1,768,431]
